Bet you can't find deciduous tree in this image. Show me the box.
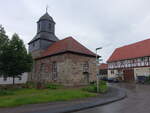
[0,29,33,85]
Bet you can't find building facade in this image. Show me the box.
[28,52,97,86]
[107,39,150,81]
[0,73,28,85]
[28,12,97,86]
[99,63,108,79]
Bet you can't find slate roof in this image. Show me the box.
[41,37,97,58]
[107,38,150,62]
[29,32,59,44]
[99,63,108,70]
[39,12,55,22]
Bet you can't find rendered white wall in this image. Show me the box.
[134,67,150,80]
[0,73,28,85]
[108,70,118,78]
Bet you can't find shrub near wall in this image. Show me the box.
[145,76,150,84]
[82,80,108,93]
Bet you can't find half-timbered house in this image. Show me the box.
[107,39,150,81]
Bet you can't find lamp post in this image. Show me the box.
[95,47,102,93]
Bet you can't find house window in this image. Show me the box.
[19,77,22,80]
[52,62,57,80]
[141,57,144,61]
[83,62,89,72]
[111,70,114,74]
[3,77,7,81]
[145,57,148,62]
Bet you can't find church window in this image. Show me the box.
[83,62,89,72]
[52,61,57,80]
[40,63,45,72]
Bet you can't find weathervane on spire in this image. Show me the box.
[46,5,49,13]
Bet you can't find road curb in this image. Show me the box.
[52,87,127,113]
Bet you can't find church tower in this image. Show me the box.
[28,12,59,58]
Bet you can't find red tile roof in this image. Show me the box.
[99,63,108,70]
[42,37,96,58]
[107,38,150,62]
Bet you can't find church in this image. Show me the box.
[28,12,97,86]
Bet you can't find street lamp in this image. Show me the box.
[95,47,102,93]
[96,47,102,51]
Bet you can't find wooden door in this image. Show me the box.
[123,69,134,81]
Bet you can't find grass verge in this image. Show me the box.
[0,88,96,107]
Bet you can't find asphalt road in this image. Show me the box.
[74,83,150,113]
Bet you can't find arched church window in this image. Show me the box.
[40,63,44,72]
[52,61,57,80]
[83,61,89,72]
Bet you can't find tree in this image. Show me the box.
[0,25,9,51]
[0,25,6,34]
[0,25,9,76]
[0,33,33,85]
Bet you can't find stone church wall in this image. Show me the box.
[28,53,97,86]
[63,53,97,86]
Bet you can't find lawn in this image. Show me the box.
[0,88,97,107]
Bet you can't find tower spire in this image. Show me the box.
[46,5,48,13]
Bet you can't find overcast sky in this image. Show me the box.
[1,0,150,62]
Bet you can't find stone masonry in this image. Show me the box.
[28,53,97,86]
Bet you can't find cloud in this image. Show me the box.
[0,0,150,62]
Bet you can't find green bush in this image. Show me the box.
[145,76,150,84]
[24,82,36,88]
[23,82,64,89]
[82,84,96,92]
[44,83,63,89]
[99,81,108,93]
[82,80,108,93]
[0,89,14,96]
